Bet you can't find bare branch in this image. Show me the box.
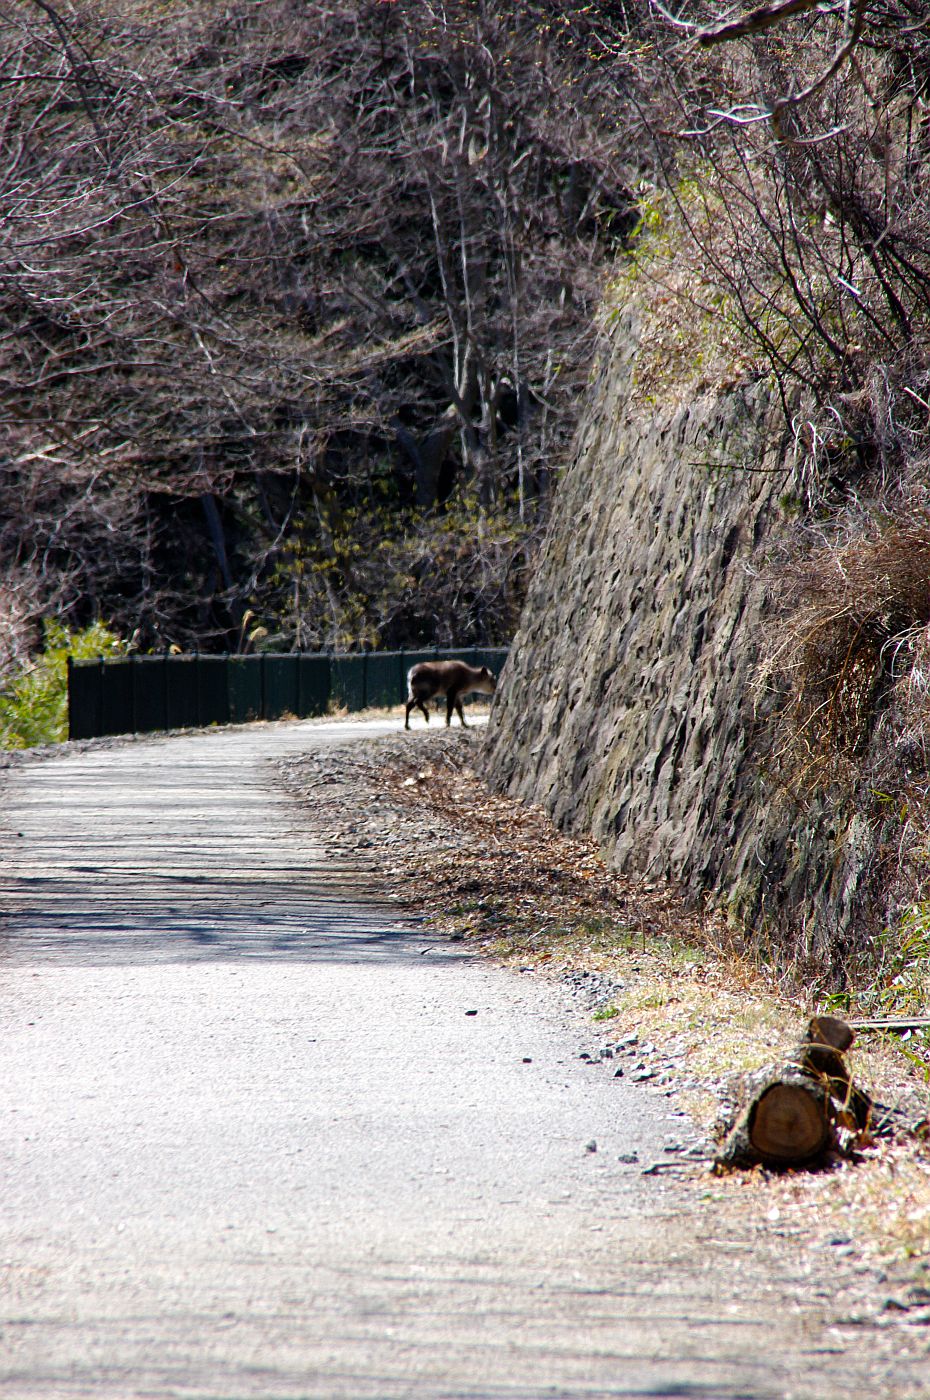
[698,0,830,46]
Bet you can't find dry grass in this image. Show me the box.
[752,520,930,1003]
[606,186,761,410]
[758,522,930,790]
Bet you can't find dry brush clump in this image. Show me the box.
[759,525,930,789]
[748,522,930,988]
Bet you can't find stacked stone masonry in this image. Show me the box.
[482,309,874,972]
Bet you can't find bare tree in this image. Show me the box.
[625,0,930,503]
[0,0,649,653]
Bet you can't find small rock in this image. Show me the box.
[617,1151,639,1164]
[585,1140,598,1154]
[522,1057,533,1064]
[465,1009,478,1016]
[599,1047,614,1060]
[613,1067,624,1078]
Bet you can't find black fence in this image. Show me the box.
[67,647,509,741]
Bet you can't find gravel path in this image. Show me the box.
[0,719,927,1398]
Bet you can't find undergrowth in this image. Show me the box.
[752,518,930,1016]
[757,522,930,789]
[0,621,124,749]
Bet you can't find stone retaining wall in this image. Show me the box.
[482,310,877,972]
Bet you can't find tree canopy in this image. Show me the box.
[0,0,645,670]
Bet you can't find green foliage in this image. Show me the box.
[823,903,930,1019]
[871,905,930,1016]
[0,621,124,750]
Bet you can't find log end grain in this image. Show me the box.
[749,1081,830,1164]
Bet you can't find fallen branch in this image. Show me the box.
[849,1017,930,1033]
[697,0,822,46]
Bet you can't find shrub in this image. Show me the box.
[0,621,124,750]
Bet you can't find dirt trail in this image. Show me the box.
[0,719,926,1398]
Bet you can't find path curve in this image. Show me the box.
[0,720,925,1398]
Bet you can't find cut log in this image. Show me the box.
[717,1066,831,1168]
[747,1074,830,1163]
[807,1014,854,1053]
[715,1016,872,1171]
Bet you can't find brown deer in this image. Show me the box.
[404,660,497,730]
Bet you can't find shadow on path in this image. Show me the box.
[0,725,454,970]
